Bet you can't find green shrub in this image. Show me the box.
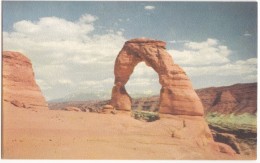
[131,110,160,122]
[206,112,257,131]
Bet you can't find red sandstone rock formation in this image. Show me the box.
[196,83,257,114]
[2,51,48,109]
[111,38,204,116]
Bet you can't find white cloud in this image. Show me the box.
[144,5,155,10]
[116,31,123,36]
[79,78,114,91]
[58,79,73,85]
[168,40,189,44]
[36,79,52,90]
[3,14,257,100]
[3,13,126,100]
[168,39,257,84]
[243,31,252,37]
[185,38,218,50]
[11,16,94,42]
[129,62,158,78]
[183,58,257,77]
[127,78,154,87]
[79,80,98,87]
[245,74,257,81]
[79,14,98,23]
[125,62,161,96]
[168,38,231,66]
[168,40,176,44]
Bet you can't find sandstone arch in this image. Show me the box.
[111,38,204,116]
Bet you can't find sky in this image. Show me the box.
[2,1,258,101]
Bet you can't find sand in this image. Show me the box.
[2,102,251,160]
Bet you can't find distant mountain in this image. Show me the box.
[49,82,257,115]
[131,83,257,115]
[49,90,157,103]
[196,82,257,115]
[49,92,110,103]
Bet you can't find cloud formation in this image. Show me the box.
[168,39,257,87]
[243,31,252,37]
[144,5,155,10]
[168,38,231,66]
[3,13,257,100]
[3,13,126,100]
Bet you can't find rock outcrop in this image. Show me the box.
[111,38,204,116]
[214,142,237,156]
[2,51,48,109]
[196,83,257,114]
[212,131,241,154]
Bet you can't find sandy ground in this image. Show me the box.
[2,102,254,160]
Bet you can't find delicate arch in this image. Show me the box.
[111,38,204,116]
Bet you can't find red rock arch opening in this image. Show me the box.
[111,38,204,116]
[125,62,160,98]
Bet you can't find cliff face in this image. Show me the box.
[2,51,48,109]
[196,83,257,115]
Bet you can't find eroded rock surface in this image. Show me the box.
[111,38,204,116]
[3,51,48,109]
[196,83,257,114]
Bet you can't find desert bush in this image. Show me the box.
[131,110,160,122]
[206,112,256,130]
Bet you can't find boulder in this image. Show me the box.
[102,105,117,114]
[214,132,241,154]
[216,142,237,156]
[103,105,114,110]
[10,100,25,108]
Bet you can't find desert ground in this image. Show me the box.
[2,102,255,160]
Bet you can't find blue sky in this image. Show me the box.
[2,1,257,100]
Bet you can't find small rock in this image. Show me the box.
[217,142,236,156]
[10,100,25,108]
[183,120,186,128]
[63,107,81,112]
[103,105,114,110]
[111,110,117,114]
[171,129,182,139]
